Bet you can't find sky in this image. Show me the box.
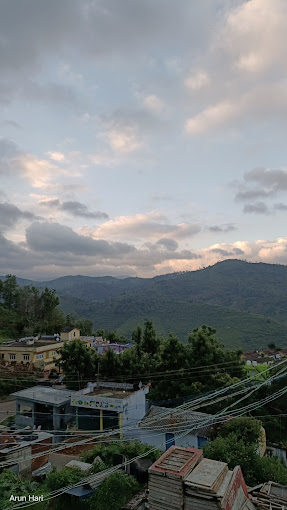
[1,0,287,280]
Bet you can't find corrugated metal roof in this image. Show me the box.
[140,405,215,436]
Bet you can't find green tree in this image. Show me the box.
[132,326,142,357]
[45,467,85,510]
[75,318,93,336]
[2,274,19,313]
[86,472,140,510]
[203,417,287,486]
[142,320,160,355]
[58,339,98,390]
[100,348,122,378]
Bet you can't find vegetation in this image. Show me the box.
[81,440,161,465]
[3,260,287,348]
[57,339,98,390]
[59,322,244,400]
[203,418,287,486]
[0,275,63,338]
[85,472,140,510]
[0,470,48,510]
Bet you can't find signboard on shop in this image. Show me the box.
[71,396,124,412]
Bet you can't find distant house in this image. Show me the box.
[0,336,64,372]
[60,327,80,341]
[136,406,215,451]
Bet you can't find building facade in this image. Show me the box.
[60,328,80,341]
[71,382,149,433]
[0,337,64,371]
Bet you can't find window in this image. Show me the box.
[36,353,44,360]
[1,354,4,359]
[52,351,57,356]
[9,354,16,360]
[73,331,76,337]
[23,354,30,361]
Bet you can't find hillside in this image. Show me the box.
[57,286,287,350]
[3,259,287,349]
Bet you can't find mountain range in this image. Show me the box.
[3,259,287,350]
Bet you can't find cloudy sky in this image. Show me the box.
[1,0,287,280]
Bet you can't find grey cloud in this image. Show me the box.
[245,168,287,190]
[274,203,287,211]
[156,238,179,251]
[243,202,269,214]
[1,120,22,129]
[235,189,273,201]
[211,247,244,256]
[0,202,41,230]
[39,198,109,219]
[39,199,61,207]
[26,222,135,257]
[61,201,109,219]
[0,138,21,175]
[211,248,233,256]
[0,0,218,107]
[23,221,202,272]
[233,248,244,255]
[208,224,237,233]
[151,193,173,202]
[236,168,287,202]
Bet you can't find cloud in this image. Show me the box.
[207,224,237,233]
[39,198,109,219]
[87,212,201,242]
[274,203,287,211]
[185,71,209,90]
[156,238,178,251]
[26,222,135,258]
[184,0,287,135]
[0,202,41,231]
[151,192,173,202]
[235,167,287,203]
[143,95,166,114]
[243,202,269,214]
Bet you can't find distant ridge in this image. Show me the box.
[2,260,287,349]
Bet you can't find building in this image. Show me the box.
[148,446,252,510]
[0,337,64,372]
[71,381,149,432]
[60,327,81,341]
[0,430,53,475]
[137,406,215,451]
[12,386,74,432]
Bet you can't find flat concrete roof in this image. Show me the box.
[11,386,73,406]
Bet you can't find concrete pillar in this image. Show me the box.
[75,407,79,428]
[53,406,61,430]
[31,402,35,423]
[100,410,103,431]
[119,412,123,439]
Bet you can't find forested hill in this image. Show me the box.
[2,259,287,349]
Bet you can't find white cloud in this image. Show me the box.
[81,212,201,242]
[185,71,209,90]
[102,127,143,154]
[47,151,65,162]
[143,94,166,114]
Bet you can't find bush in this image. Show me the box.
[81,441,160,465]
[85,472,140,510]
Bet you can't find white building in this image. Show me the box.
[71,381,149,433]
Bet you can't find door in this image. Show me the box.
[165,433,175,450]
